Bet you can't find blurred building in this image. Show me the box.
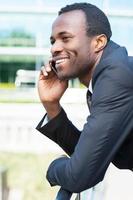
[0,0,133,84]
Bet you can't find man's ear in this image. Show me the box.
[94,34,108,53]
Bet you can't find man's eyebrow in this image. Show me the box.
[58,31,70,36]
[50,31,71,40]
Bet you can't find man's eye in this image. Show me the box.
[62,37,70,42]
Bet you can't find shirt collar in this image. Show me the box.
[89,79,93,94]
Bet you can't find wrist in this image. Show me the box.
[43,102,62,119]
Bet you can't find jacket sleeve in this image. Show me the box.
[45,64,133,193]
[36,108,81,156]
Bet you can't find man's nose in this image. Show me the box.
[51,41,63,55]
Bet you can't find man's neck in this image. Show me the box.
[79,51,103,87]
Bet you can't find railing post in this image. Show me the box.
[0,167,9,200]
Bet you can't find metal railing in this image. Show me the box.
[0,167,9,200]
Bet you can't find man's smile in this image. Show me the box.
[52,56,70,69]
[56,58,67,65]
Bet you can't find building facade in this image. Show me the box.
[0,0,133,84]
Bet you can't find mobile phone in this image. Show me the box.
[50,60,57,75]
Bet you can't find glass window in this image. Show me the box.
[0,0,103,8]
[0,0,38,7]
[42,0,103,8]
[109,16,133,53]
[0,14,55,48]
[108,0,133,11]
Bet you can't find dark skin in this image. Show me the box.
[38,10,107,119]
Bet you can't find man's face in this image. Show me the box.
[50,10,96,81]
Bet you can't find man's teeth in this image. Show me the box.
[56,59,66,64]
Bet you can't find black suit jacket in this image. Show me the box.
[36,41,133,193]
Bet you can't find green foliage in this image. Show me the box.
[0,29,35,47]
[0,152,60,200]
[10,29,34,39]
[0,83,15,89]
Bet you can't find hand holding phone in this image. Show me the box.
[38,60,68,118]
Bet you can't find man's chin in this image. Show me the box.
[57,73,77,81]
[57,75,69,81]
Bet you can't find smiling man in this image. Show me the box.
[36,2,133,200]
[50,10,98,82]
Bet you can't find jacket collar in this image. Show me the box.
[92,40,120,88]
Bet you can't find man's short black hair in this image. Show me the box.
[58,2,112,41]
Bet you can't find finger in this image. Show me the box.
[45,64,52,72]
[42,63,52,73]
[41,66,48,76]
